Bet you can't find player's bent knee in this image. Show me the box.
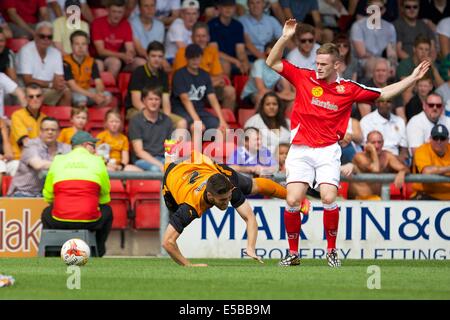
[286,196,301,208]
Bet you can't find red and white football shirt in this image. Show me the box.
[280,59,381,147]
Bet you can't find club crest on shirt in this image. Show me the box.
[311,86,323,97]
[336,85,345,93]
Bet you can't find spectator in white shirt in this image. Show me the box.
[165,0,199,62]
[407,92,450,156]
[16,21,71,106]
[360,99,409,163]
[436,17,450,59]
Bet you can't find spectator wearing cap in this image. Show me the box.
[16,21,72,106]
[407,92,450,156]
[208,0,250,77]
[172,21,236,111]
[3,0,49,39]
[238,0,283,62]
[41,130,113,257]
[171,43,228,132]
[412,124,450,200]
[52,0,90,55]
[7,116,71,197]
[63,30,112,107]
[91,0,139,78]
[164,0,200,63]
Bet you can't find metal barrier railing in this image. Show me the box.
[107,172,450,256]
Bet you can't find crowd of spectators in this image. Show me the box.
[0,0,448,201]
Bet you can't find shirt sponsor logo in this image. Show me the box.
[336,85,345,93]
[311,97,338,111]
[311,86,323,97]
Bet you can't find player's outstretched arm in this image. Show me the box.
[162,224,208,267]
[378,60,431,101]
[235,200,264,264]
[266,19,297,73]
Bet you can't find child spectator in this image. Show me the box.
[277,142,289,174]
[96,109,137,172]
[57,106,88,144]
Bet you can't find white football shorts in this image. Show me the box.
[285,143,341,189]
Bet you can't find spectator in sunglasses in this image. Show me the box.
[407,92,450,155]
[394,0,435,60]
[334,33,357,81]
[16,22,72,106]
[286,23,319,70]
[411,124,450,200]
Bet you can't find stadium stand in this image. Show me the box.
[40,106,72,128]
[238,108,257,128]
[109,179,130,230]
[127,180,161,230]
[4,105,22,118]
[6,38,29,53]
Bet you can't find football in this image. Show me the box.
[60,238,91,266]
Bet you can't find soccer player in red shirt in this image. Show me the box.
[267,19,430,267]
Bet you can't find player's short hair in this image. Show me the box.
[206,174,234,196]
[316,43,340,61]
[414,35,431,48]
[295,23,315,39]
[71,105,88,118]
[70,30,89,44]
[146,41,165,55]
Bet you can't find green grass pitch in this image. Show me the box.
[0,258,449,300]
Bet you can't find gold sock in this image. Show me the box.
[254,178,287,199]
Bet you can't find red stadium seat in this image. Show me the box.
[126,180,161,229]
[390,183,404,200]
[233,75,252,108]
[86,107,112,131]
[205,108,240,128]
[6,38,29,53]
[100,72,121,100]
[403,182,415,199]
[1,175,12,196]
[109,179,130,229]
[40,106,72,127]
[203,141,235,164]
[118,72,131,102]
[4,105,23,118]
[238,108,257,128]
